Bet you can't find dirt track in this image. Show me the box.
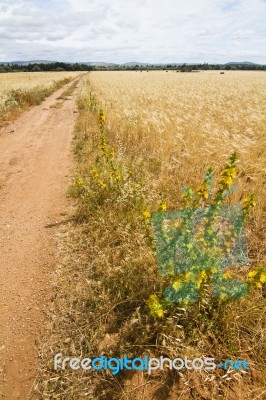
[0,78,82,399]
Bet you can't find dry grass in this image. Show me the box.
[56,79,80,101]
[36,71,266,399]
[0,71,84,125]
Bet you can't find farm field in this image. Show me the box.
[87,70,266,241]
[0,71,82,92]
[88,70,265,164]
[36,70,266,399]
[0,71,83,124]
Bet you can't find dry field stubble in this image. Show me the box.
[0,71,83,125]
[37,71,266,399]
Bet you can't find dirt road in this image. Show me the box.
[0,77,83,399]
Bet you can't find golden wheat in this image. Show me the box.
[88,70,266,263]
[0,71,81,92]
[0,71,82,117]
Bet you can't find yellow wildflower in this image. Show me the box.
[77,177,84,186]
[195,270,207,288]
[199,270,207,279]
[223,273,232,279]
[247,270,257,278]
[185,272,197,283]
[243,194,256,214]
[221,166,236,180]
[91,168,98,177]
[156,309,164,318]
[159,200,167,212]
[228,167,236,180]
[109,148,115,157]
[143,209,151,219]
[220,293,228,301]
[146,294,164,318]
[98,181,107,188]
[99,109,105,126]
[101,141,107,151]
[196,183,208,200]
[218,163,237,189]
[221,176,233,186]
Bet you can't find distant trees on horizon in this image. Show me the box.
[0,61,265,73]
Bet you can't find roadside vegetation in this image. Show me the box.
[36,71,266,399]
[0,72,83,126]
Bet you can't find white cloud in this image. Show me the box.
[0,0,265,63]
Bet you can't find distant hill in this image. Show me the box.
[225,61,259,66]
[124,62,152,67]
[82,62,116,67]
[7,60,55,65]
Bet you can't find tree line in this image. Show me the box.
[0,61,265,73]
[0,62,93,73]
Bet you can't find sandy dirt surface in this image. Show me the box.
[0,77,83,399]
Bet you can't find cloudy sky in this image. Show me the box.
[0,0,265,64]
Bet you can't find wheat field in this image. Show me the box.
[88,70,265,164]
[0,71,82,92]
[87,70,266,260]
[0,71,82,122]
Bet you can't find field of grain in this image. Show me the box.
[88,70,265,165]
[37,70,266,399]
[88,70,266,252]
[0,71,82,124]
[0,71,82,92]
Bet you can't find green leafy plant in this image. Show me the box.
[146,153,265,317]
